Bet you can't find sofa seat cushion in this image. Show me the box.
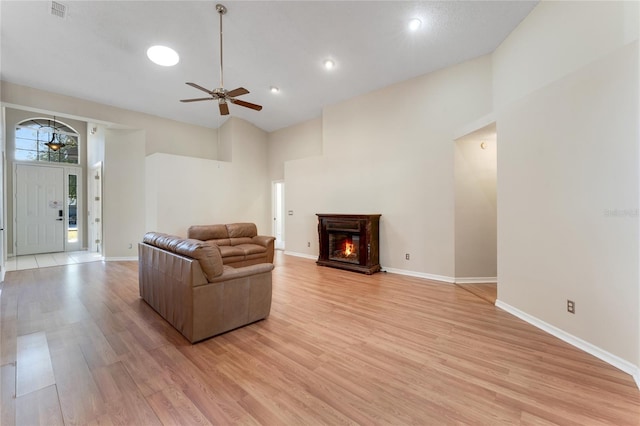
[218,245,246,258]
[245,253,268,261]
[235,244,267,256]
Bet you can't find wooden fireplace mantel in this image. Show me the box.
[316,214,381,274]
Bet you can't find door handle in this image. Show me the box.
[56,218,64,221]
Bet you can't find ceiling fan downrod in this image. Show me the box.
[216,4,227,90]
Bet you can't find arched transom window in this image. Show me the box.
[15,117,79,164]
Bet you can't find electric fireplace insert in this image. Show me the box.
[316,214,381,274]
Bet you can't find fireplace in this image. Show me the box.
[316,214,381,274]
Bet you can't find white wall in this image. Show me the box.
[284,55,493,278]
[218,118,233,162]
[87,122,105,168]
[145,117,272,242]
[103,129,146,259]
[268,117,323,181]
[224,118,271,234]
[145,109,270,239]
[146,153,231,237]
[492,1,638,111]
[494,0,639,368]
[0,108,5,278]
[146,152,270,238]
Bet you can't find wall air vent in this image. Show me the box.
[50,1,66,18]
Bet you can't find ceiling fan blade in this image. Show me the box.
[180,97,214,103]
[226,87,249,97]
[186,82,214,94]
[219,100,230,115]
[229,98,263,111]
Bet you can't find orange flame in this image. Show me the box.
[344,242,354,256]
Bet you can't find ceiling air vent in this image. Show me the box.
[50,1,66,18]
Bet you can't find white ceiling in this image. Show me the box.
[1,1,538,132]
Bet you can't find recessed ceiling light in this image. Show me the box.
[270,86,280,94]
[147,45,179,66]
[408,18,422,31]
[323,59,335,70]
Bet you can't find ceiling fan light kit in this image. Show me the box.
[180,3,263,116]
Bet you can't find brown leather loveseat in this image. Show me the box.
[187,223,275,268]
[138,232,274,343]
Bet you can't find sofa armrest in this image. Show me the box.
[252,235,275,247]
[252,235,275,263]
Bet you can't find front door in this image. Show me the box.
[15,164,65,255]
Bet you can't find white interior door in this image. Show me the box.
[273,181,285,250]
[15,164,65,255]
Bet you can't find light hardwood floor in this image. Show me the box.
[1,252,639,425]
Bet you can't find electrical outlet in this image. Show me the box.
[567,300,575,314]
[128,243,133,249]
[307,242,310,247]
[405,253,410,260]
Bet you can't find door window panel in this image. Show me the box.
[68,174,78,243]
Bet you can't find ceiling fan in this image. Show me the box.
[180,3,262,116]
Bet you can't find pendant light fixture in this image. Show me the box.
[45,116,66,151]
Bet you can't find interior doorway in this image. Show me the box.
[272,181,285,250]
[453,121,497,283]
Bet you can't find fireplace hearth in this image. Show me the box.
[316,214,381,274]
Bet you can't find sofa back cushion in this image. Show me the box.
[226,223,257,238]
[207,238,231,246]
[188,224,228,241]
[143,232,223,279]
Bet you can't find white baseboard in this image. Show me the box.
[381,267,455,284]
[284,251,317,260]
[105,256,138,262]
[495,299,640,390]
[455,277,497,284]
[282,254,456,284]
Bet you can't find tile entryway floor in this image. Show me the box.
[5,251,104,271]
